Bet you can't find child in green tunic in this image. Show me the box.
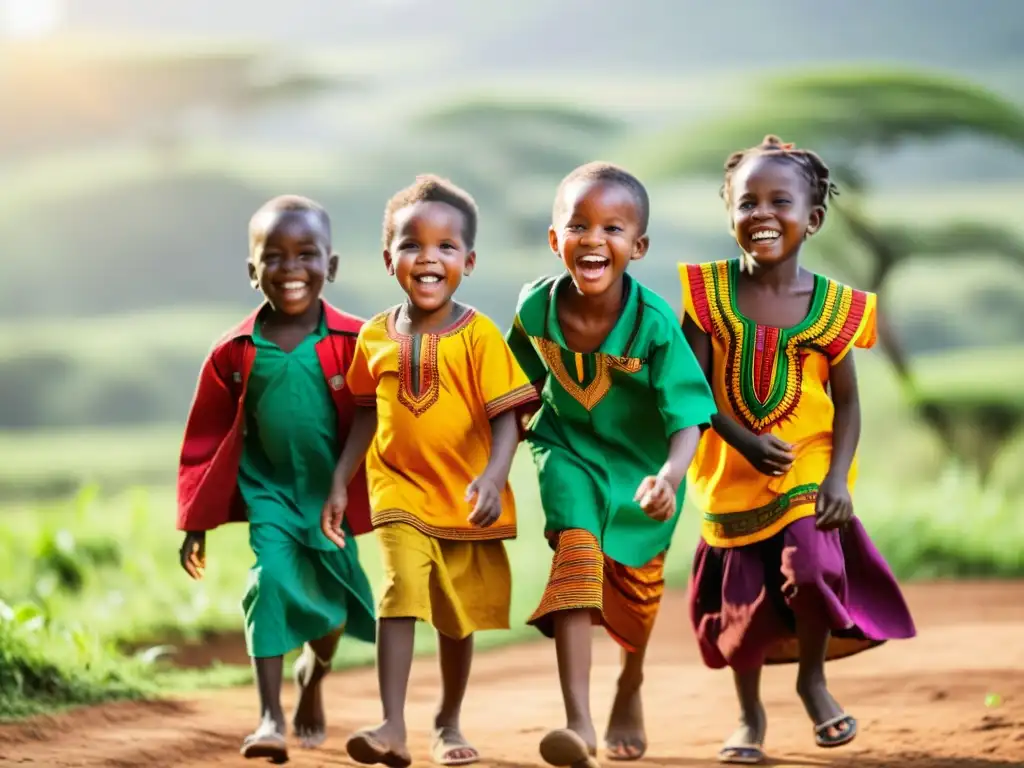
[506,164,717,767]
[177,196,376,762]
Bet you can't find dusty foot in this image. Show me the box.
[291,653,328,749]
[240,717,288,764]
[717,703,767,765]
[604,683,646,761]
[797,680,856,747]
[431,725,480,766]
[346,722,412,768]
[539,727,600,768]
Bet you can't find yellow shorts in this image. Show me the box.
[376,522,511,640]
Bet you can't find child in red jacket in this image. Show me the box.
[176,195,376,763]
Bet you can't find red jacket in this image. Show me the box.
[176,301,372,536]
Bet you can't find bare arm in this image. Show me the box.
[658,425,701,492]
[826,353,861,479]
[482,410,519,487]
[331,406,378,488]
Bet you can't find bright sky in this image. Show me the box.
[2,0,63,39]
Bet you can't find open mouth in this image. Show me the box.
[576,254,610,282]
[413,274,444,286]
[279,280,309,301]
[750,229,781,245]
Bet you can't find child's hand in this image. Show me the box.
[815,473,853,530]
[739,433,795,476]
[466,475,502,527]
[634,475,677,521]
[179,531,206,580]
[321,486,348,549]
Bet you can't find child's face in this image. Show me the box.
[729,156,823,267]
[384,201,475,314]
[248,209,337,316]
[549,180,648,297]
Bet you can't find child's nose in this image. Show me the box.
[580,229,604,246]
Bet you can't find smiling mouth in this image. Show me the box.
[413,274,443,285]
[750,229,781,243]
[279,280,309,300]
[576,254,610,281]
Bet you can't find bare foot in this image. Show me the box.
[604,682,646,761]
[718,703,767,765]
[346,722,412,768]
[241,717,288,764]
[431,725,480,766]
[291,653,328,749]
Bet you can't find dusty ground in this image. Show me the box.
[2,581,1023,767]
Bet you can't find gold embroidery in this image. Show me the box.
[534,337,612,411]
[372,508,516,540]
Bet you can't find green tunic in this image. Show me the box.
[238,313,376,659]
[506,273,717,568]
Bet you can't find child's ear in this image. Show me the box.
[806,207,825,237]
[247,261,259,290]
[382,250,395,275]
[326,253,339,283]
[548,226,559,255]
[464,250,477,277]
[631,234,650,262]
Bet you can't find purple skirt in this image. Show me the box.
[688,516,917,671]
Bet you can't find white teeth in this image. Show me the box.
[751,230,780,241]
[581,256,608,264]
[282,281,306,289]
[417,275,441,283]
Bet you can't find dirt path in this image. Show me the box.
[2,581,1023,767]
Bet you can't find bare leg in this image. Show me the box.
[718,667,767,762]
[604,645,647,760]
[241,656,288,762]
[539,608,599,767]
[346,617,415,767]
[795,619,855,746]
[292,626,342,748]
[431,631,479,765]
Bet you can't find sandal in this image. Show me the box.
[431,726,480,766]
[717,739,765,764]
[814,713,857,748]
[240,731,288,764]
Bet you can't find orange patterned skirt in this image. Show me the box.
[528,528,666,652]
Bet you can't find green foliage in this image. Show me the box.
[0,598,151,720]
[627,67,1024,179]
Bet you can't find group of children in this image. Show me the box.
[176,134,917,767]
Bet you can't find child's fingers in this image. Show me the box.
[633,476,656,502]
[465,479,479,502]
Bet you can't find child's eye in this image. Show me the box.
[301,251,319,259]
[440,243,456,252]
[738,202,755,211]
[774,198,791,206]
[566,223,584,231]
[398,242,418,251]
[605,226,622,233]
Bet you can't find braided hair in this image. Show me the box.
[721,135,839,216]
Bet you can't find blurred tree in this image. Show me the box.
[0,37,358,160]
[631,68,1024,479]
[409,98,626,249]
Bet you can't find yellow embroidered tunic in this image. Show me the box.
[345,306,537,541]
[680,259,878,549]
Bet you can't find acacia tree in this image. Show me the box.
[629,68,1024,479]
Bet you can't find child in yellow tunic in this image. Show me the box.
[680,136,916,765]
[321,175,537,768]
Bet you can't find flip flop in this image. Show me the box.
[605,736,647,761]
[814,713,857,748]
[539,728,601,768]
[346,730,413,768]
[717,743,765,764]
[431,726,481,766]
[240,731,289,764]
